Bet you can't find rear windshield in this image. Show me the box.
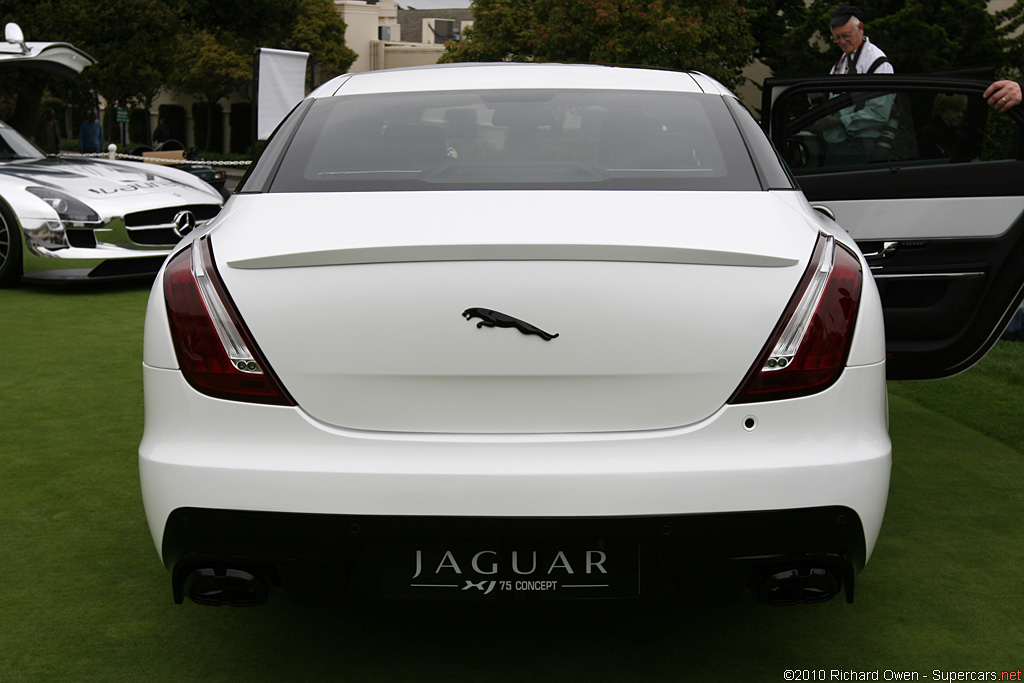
[268,89,761,192]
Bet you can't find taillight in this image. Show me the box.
[164,237,294,405]
[730,234,862,404]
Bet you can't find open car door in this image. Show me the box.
[0,24,95,78]
[763,73,1024,380]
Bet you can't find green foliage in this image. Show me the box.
[440,0,544,63]
[173,0,357,103]
[441,0,756,90]
[745,0,1003,78]
[995,0,1024,78]
[869,0,1000,73]
[189,0,302,47]
[175,32,252,106]
[744,0,830,77]
[57,0,182,108]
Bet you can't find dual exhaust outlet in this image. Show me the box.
[179,564,849,607]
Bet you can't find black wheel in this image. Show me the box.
[0,203,23,287]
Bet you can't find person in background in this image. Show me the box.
[153,117,171,145]
[918,93,970,159]
[984,80,1022,113]
[814,5,895,165]
[35,108,62,155]
[828,5,892,76]
[78,110,104,153]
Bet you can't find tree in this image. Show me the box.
[291,0,359,77]
[186,0,301,49]
[174,32,252,149]
[743,0,824,78]
[994,0,1024,78]
[745,0,1003,78]
[65,0,183,110]
[170,0,356,149]
[178,0,356,86]
[440,0,756,90]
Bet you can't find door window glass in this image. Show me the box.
[777,87,1021,173]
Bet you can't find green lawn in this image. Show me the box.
[1,282,1022,682]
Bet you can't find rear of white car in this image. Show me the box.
[139,64,890,607]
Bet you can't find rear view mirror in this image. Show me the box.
[5,22,26,53]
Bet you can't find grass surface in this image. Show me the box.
[1,282,1022,681]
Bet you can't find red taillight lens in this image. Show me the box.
[164,237,294,406]
[730,234,862,404]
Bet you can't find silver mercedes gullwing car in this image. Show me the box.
[138,62,1023,608]
[0,24,223,285]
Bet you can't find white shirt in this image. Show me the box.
[830,36,893,76]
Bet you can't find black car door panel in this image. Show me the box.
[763,75,1024,380]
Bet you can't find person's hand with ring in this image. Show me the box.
[984,80,1021,113]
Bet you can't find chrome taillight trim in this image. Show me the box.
[190,238,263,375]
[762,234,835,372]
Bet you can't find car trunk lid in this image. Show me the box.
[211,191,818,433]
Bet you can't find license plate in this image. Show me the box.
[380,539,639,600]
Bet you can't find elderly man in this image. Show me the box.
[815,5,895,165]
[829,5,892,76]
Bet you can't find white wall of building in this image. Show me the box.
[337,0,452,74]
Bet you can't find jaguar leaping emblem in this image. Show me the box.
[462,307,559,341]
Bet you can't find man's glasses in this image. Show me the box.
[832,31,858,43]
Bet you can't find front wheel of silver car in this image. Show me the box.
[0,202,24,287]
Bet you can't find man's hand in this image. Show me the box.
[984,80,1021,113]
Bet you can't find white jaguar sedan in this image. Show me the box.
[139,62,892,607]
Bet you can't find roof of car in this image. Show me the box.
[312,63,731,99]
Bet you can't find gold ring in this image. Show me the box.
[1001,96,1007,102]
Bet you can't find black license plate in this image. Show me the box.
[380,539,639,600]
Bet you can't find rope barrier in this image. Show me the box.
[61,148,252,166]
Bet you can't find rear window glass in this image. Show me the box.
[268,89,761,192]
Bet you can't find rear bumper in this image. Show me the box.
[140,361,891,605]
[163,506,865,606]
